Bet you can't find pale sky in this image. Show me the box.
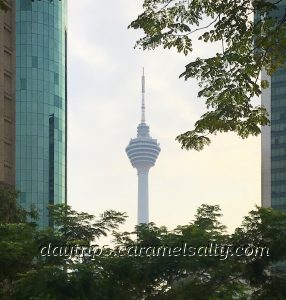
[67,1,261,233]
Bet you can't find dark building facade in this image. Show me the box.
[0,0,16,187]
[261,0,286,212]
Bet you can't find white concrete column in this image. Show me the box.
[261,69,271,208]
[137,169,149,224]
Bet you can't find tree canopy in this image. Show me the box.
[129,0,286,150]
[1,186,286,299]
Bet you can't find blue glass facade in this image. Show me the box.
[269,2,286,211]
[271,67,286,211]
[15,0,67,227]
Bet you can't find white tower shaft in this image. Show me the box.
[137,169,149,224]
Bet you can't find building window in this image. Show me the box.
[20,78,27,90]
[32,56,38,68]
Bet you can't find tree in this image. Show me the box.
[11,204,127,300]
[0,185,37,224]
[1,186,286,299]
[0,185,38,300]
[12,203,286,300]
[129,0,286,150]
[231,207,286,299]
[0,185,127,300]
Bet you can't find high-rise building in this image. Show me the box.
[15,0,67,227]
[261,1,286,211]
[126,71,160,224]
[0,0,66,228]
[0,0,16,187]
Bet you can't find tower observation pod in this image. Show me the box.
[126,70,161,224]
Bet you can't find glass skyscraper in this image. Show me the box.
[261,0,286,211]
[15,0,67,227]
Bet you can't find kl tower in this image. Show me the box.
[126,70,161,224]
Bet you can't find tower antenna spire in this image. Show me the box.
[141,67,146,123]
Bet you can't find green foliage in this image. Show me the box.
[0,185,37,223]
[11,204,127,300]
[129,0,286,150]
[1,188,286,299]
[0,185,38,300]
[232,207,286,299]
[48,204,127,243]
[0,0,8,11]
